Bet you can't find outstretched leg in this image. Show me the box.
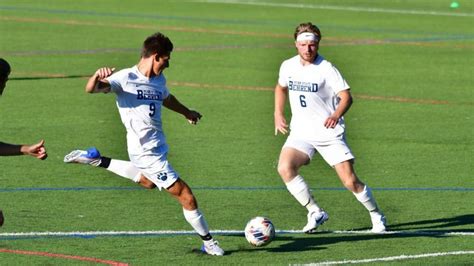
[65,148,224,254]
[64,147,154,189]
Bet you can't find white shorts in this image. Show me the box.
[129,150,179,190]
[125,124,179,190]
[283,135,355,166]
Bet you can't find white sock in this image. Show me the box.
[353,185,379,212]
[107,159,141,183]
[183,208,209,237]
[285,175,322,213]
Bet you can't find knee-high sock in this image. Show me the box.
[285,175,322,213]
[353,185,379,212]
[183,208,210,238]
[105,159,141,183]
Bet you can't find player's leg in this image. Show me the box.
[64,147,154,188]
[277,146,328,233]
[166,179,224,256]
[334,160,386,232]
[333,160,364,193]
[97,158,157,189]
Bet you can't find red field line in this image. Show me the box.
[0,249,129,265]
[169,81,272,91]
[0,16,290,39]
[9,72,460,106]
[169,81,454,105]
[354,94,450,105]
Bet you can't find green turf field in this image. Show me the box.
[0,0,473,264]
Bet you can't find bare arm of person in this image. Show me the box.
[324,89,353,128]
[274,83,289,135]
[85,67,115,93]
[163,94,202,125]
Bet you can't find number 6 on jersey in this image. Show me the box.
[299,95,307,107]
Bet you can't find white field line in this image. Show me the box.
[192,0,474,17]
[306,251,474,265]
[0,229,473,237]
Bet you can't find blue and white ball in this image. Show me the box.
[244,216,275,247]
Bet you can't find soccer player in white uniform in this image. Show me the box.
[0,58,48,227]
[274,23,386,233]
[63,33,224,255]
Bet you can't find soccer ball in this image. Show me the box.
[244,216,275,247]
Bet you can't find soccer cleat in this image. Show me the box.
[303,210,329,233]
[201,239,224,256]
[370,211,387,233]
[63,147,102,166]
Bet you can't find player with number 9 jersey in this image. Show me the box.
[107,66,170,157]
[64,32,224,255]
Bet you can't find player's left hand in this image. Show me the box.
[186,110,202,125]
[324,115,339,128]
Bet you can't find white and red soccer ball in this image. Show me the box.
[244,216,275,247]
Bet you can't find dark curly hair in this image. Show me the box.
[141,32,174,58]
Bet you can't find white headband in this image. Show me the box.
[296,32,319,42]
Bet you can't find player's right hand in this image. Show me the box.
[22,139,47,160]
[95,67,116,80]
[274,114,288,135]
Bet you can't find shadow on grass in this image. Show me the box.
[354,214,474,232]
[10,75,89,81]
[223,232,431,254]
[221,214,473,254]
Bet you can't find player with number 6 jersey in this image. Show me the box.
[274,23,387,234]
[278,53,349,143]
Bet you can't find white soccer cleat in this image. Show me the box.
[370,211,387,233]
[303,210,329,233]
[63,147,101,166]
[201,239,224,256]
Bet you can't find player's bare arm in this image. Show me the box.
[0,139,47,160]
[163,94,202,125]
[324,89,353,128]
[274,83,289,135]
[85,67,115,93]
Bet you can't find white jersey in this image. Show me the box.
[278,54,350,143]
[107,66,170,156]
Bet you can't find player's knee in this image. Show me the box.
[139,178,156,189]
[342,179,362,192]
[277,162,294,179]
[181,193,197,210]
[144,183,157,189]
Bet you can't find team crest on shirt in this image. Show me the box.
[128,73,139,80]
[156,172,168,181]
